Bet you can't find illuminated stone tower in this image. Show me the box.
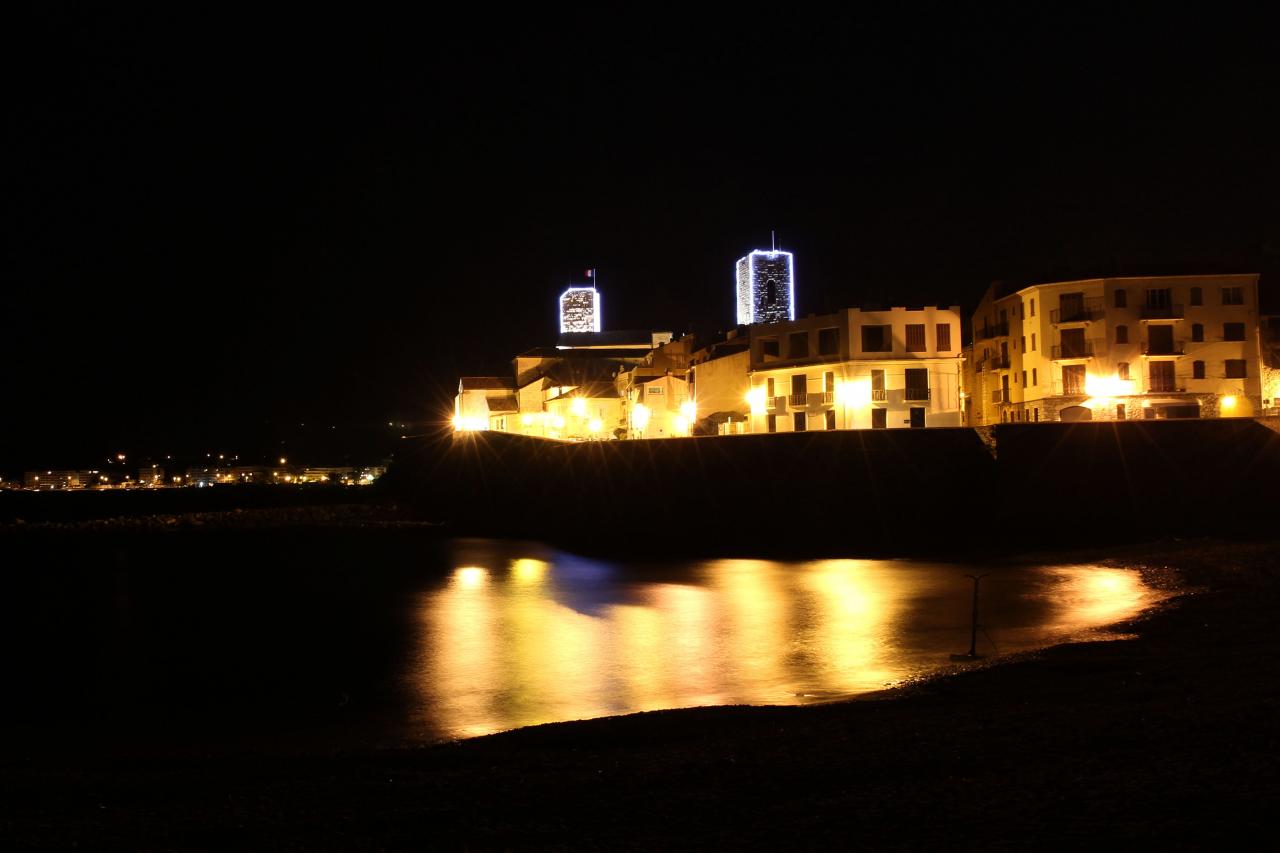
[559,286,601,333]
[735,249,794,325]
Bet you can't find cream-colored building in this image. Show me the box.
[619,372,692,439]
[454,376,518,431]
[968,274,1264,423]
[688,331,751,434]
[542,382,624,440]
[744,307,964,432]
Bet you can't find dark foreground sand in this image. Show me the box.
[2,531,1278,850]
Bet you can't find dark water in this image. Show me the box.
[1,530,1164,752]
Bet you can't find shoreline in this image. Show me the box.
[4,528,1276,847]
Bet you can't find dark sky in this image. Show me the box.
[6,8,1279,466]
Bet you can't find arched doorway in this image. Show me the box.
[1059,405,1092,422]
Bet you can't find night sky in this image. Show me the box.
[7,9,1278,467]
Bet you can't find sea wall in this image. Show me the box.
[387,419,1280,556]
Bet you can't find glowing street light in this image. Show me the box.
[632,402,651,432]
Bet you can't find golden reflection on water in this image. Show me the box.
[412,549,1163,740]
[1044,564,1153,638]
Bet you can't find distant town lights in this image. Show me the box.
[570,398,588,417]
[632,403,652,431]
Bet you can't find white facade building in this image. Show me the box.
[744,307,964,432]
[968,274,1264,423]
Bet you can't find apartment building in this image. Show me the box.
[744,307,964,432]
[968,274,1263,423]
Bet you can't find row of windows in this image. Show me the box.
[987,322,1249,357]
[993,285,1247,328]
[1112,322,1247,344]
[760,323,955,359]
[764,369,931,397]
[997,357,1247,399]
[765,408,926,432]
[864,323,952,353]
[1113,285,1244,308]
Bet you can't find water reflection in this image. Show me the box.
[412,543,1164,740]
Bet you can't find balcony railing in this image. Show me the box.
[814,390,834,405]
[1051,343,1094,360]
[1140,304,1184,320]
[871,388,887,402]
[1148,378,1178,393]
[1143,340,1186,356]
[787,393,808,406]
[975,321,1010,341]
[991,389,1006,403]
[988,355,1010,370]
[1050,299,1104,324]
[904,387,931,401]
[769,395,788,411]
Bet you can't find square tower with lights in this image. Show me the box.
[735,250,794,325]
[560,286,601,333]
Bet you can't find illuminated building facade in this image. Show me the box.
[687,331,751,435]
[454,376,518,431]
[967,274,1264,424]
[559,286,601,333]
[735,250,794,325]
[744,307,964,432]
[1261,315,1280,416]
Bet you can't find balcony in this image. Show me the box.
[1050,299,1104,324]
[991,389,1006,403]
[1140,304,1184,321]
[769,395,788,411]
[988,355,1010,370]
[975,321,1009,341]
[814,390,834,405]
[871,388,887,402]
[1051,343,1094,360]
[787,393,808,406]
[904,387,931,401]
[1143,340,1186,356]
